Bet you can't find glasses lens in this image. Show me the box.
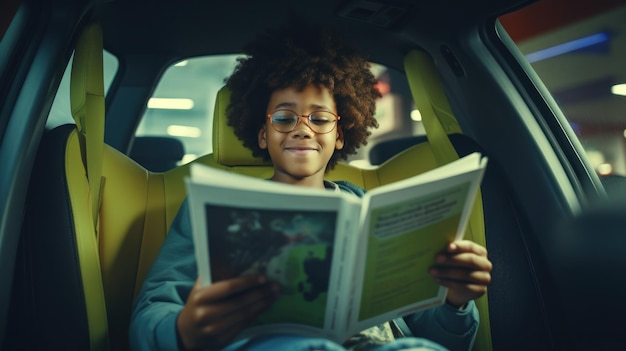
[269,110,338,133]
[309,111,337,133]
[271,110,297,132]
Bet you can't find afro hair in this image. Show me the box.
[225,20,380,169]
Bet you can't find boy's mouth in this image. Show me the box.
[285,146,318,154]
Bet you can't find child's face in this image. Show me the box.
[258,84,344,185]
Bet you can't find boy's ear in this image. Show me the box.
[335,126,344,150]
[258,126,268,149]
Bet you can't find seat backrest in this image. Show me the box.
[187,85,441,187]
[7,23,110,351]
[128,136,185,172]
[551,198,626,349]
[369,135,429,165]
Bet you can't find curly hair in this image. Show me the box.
[225,20,380,170]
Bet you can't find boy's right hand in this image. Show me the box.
[176,275,279,350]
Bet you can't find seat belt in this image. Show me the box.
[69,22,109,351]
[70,22,106,233]
[404,49,492,351]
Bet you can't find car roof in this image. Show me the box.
[98,0,530,70]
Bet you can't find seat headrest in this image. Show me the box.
[211,86,271,166]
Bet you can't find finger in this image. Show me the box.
[193,282,279,326]
[430,266,491,286]
[208,282,279,320]
[200,286,277,336]
[188,284,278,350]
[436,278,489,296]
[447,240,488,256]
[435,252,493,272]
[195,274,269,303]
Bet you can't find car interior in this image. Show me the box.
[1,0,624,350]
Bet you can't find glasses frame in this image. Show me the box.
[266,109,341,134]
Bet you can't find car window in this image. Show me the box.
[134,55,421,170]
[500,1,626,180]
[135,55,241,166]
[47,50,119,128]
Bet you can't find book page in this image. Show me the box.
[204,202,336,328]
[359,183,468,320]
[186,165,361,340]
[347,153,487,333]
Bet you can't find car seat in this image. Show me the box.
[128,136,185,172]
[7,23,109,350]
[551,197,626,349]
[369,135,429,165]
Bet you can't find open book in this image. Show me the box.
[185,152,488,343]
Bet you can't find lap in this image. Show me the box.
[224,335,448,351]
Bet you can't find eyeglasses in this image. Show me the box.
[267,109,340,134]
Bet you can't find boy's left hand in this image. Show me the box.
[429,240,492,308]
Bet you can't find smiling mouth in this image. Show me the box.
[285,147,318,154]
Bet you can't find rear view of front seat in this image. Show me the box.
[6,23,110,350]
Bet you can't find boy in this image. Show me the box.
[130,21,492,351]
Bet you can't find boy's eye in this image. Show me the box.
[272,112,297,125]
[310,112,333,125]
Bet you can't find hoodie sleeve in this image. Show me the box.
[404,300,479,351]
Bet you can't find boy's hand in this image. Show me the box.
[177,275,279,350]
[429,240,492,308]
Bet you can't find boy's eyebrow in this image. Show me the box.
[272,102,334,112]
[273,102,297,110]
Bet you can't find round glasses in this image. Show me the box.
[267,109,340,134]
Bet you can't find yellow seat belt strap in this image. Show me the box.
[404,50,492,351]
[69,23,109,350]
[71,22,105,231]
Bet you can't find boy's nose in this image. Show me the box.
[290,119,314,137]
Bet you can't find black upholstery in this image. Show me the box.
[369,135,429,165]
[129,136,185,172]
[445,134,552,350]
[551,199,626,350]
[5,125,91,350]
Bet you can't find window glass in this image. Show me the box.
[47,50,118,128]
[136,55,241,165]
[135,56,422,169]
[500,1,626,179]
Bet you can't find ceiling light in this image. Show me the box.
[167,125,201,138]
[597,163,613,176]
[611,83,626,96]
[410,109,422,121]
[147,98,194,110]
[525,32,609,63]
